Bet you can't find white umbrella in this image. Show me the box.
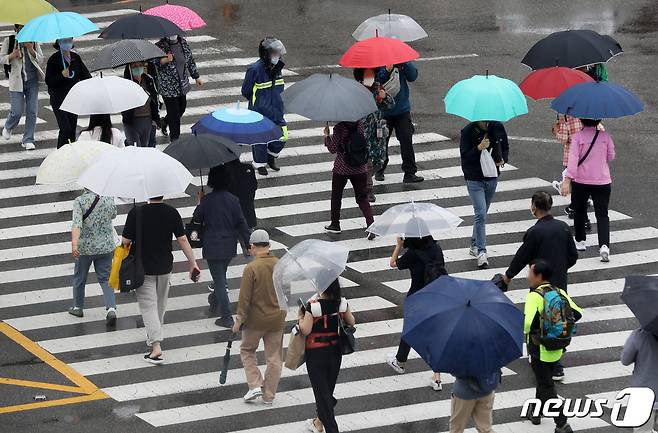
[272,239,349,311]
[77,146,193,202]
[36,140,117,185]
[353,12,428,42]
[60,75,148,115]
[366,202,463,238]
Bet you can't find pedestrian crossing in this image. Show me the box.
[0,9,655,433]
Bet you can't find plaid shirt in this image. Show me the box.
[554,115,604,166]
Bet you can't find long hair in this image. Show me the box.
[323,279,342,304]
[83,114,113,144]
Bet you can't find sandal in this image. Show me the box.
[144,352,164,365]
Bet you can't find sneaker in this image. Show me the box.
[587,198,594,208]
[257,167,268,176]
[366,232,376,241]
[306,418,323,433]
[477,252,489,269]
[2,127,11,140]
[261,399,273,406]
[525,413,541,425]
[144,352,164,365]
[551,180,562,194]
[374,172,385,182]
[555,423,573,433]
[68,306,83,317]
[105,307,117,326]
[267,155,280,171]
[386,354,405,374]
[215,316,235,328]
[243,388,262,402]
[575,240,587,251]
[469,245,478,257]
[430,379,442,391]
[324,224,341,234]
[564,205,575,219]
[552,369,565,382]
[367,193,376,203]
[403,174,424,183]
[599,245,610,262]
[21,142,35,150]
[208,283,215,293]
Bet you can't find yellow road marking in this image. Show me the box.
[0,390,107,414]
[0,377,88,394]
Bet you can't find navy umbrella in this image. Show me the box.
[551,81,643,119]
[622,276,658,336]
[402,275,523,378]
[191,106,282,146]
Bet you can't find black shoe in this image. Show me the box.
[565,205,575,219]
[215,316,235,328]
[324,224,341,234]
[366,232,376,241]
[257,166,268,176]
[374,172,385,181]
[584,220,592,232]
[160,118,168,137]
[267,155,280,171]
[555,423,573,433]
[403,174,424,183]
[552,370,565,381]
[367,193,376,203]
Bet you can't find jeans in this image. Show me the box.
[378,111,417,177]
[571,182,611,247]
[163,95,187,140]
[207,258,232,318]
[530,357,567,427]
[52,102,78,148]
[330,172,374,227]
[252,139,286,166]
[306,346,342,433]
[466,178,498,253]
[5,80,39,144]
[72,252,115,309]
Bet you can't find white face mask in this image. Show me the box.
[363,77,375,87]
[270,56,280,65]
[168,35,178,43]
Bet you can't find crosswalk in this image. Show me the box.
[0,9,654,433]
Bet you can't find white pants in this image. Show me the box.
[136,274,171,346]
[635,409,657,433]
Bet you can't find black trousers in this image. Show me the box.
[378,111,417,176]
[530,357,567,427]
[163,95,187,140]
[571,182,611,246]
[52,104,77,148]
[306,346,342,433]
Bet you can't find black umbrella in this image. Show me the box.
[99,13,183,39]
[622,275,658,336]
[90,39,165,72]
[522,29,623,70]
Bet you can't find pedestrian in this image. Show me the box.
[524,259,581,433]
[45,37,91,148]
[374,62,424,184]
[298,279,356,433]
[560,118,615,262]
[78,114,125,148]
[241,37,288,176]
[192,164,251,328]
[621,328,658,433]
[322,121,375,240]
[449,370,501,433]
[233,229,286,405]
[353,68,395,203]
[69,189,118,325]
[460,120,509,269]
[155,34,202,142]
[225,158,258,229]
[121,197,201,364]
[388,234,446,391]
[1,24,44,150]
[122,62,160,147]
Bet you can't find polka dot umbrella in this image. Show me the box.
[144,4,205,31]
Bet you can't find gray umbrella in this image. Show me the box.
[622,275,658,336]
[353,12,428,42]
[90,39,165,72]
[282,73,378,122]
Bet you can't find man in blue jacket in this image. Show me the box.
[375,62,423,183]
[241,37,288,176]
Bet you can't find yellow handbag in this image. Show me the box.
[109,245,130,292]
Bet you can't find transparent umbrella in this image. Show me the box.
[366,202,463,238]
[352,12,428,42]
[273,239,349,312]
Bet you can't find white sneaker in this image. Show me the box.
[477,252,489,269]
[551,180,562,193]
[430,379,443,391]
[600,245,610,262]
[105,307,117,326]
[2,127,11,140]
[575,240,587,251]
[469,245,478,257]
[386,354,405,374]
[21,142,35,150]
[243,388,262,402]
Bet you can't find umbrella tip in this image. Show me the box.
[467,299,471,306]
[485,69,489,78]
[388,8,391,14]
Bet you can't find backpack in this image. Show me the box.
[416,248,447,286]
[3,35,15,79]
[343,125,368,168]
[532,284,576,350]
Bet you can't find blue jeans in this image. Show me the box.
[5,79,39,144]
[466,178,498,254]
[72,252,116,309]
[207,259,232,318]
[252,140,286,167]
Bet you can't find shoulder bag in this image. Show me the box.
[577,130,600,167]
[82,195,100,221]
[337,314,356,355]
[119,206,145,292]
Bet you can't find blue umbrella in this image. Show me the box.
[191,107,282,146]
[16,11,98,43]
[402,275,523,378]
[551,81,643,119]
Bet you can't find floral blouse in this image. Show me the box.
[72,191,117,256]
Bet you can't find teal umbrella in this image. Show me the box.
[444,73,528,122]
[16,11,98,42]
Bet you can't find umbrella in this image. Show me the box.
[219,334,234,384]
[366,202,463,238]
[78,146,193,202]
[144,4,206,31]
[522,29,623,70]
[551,81,643,119]
[519,66,594,100]
[621,275,658,336]
[402,275,524,378]
[339,36,419,68]
[36,140,117,185]
[90,39,165,72]
[352,11,427,42]
[99,13,183,39]
[59,76,148,115]
[191,106,282,146]
[0,0,57,25]
[281,73,378,122]
[16,11,98,43]
[272,239,349,312]
[444,73,528,122]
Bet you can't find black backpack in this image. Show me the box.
[344,125,368,168]
[3,35,15,79]
[416,248,447,286]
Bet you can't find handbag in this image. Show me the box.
[185,220,203,248]
[109,245,130,291]
[284,331,306,370]
[119,205,145,292]
[480,148,498,178]
[383,66,401,98]
[337,314,356,355]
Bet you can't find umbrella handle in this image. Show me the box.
[199,169,204,193]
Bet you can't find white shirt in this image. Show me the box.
[78,127,126,148]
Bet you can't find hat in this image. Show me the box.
[249,229,270,245]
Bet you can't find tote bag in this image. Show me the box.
[480,149,498,178]
[284,332,306,370]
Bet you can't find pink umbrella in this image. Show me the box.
[143,4,205,31]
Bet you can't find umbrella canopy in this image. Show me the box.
[191,107,282,146]
[366,202,463,238]
[551,81,643,119]
[281,73,378,122]
[352,13,427,42]
[99,13,183,39]
[402,275,524,378]
[339,36,419,68]
[272,239,349,311]
[90,39,165,72]
[0,0,57,25]
[444,74,528,122]
[60,76,148,115]
[520,66,594,100]
[16,11,98,43]
[163,133,241,170]
[522,29,623,70]
[78,146,193,202]
[36,140,117,185]
[622,275,658,336]
[144,4,205,31]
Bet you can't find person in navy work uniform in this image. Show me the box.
[241,37,288,176]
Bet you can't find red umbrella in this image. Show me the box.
[339,36,419,68]
[520,66,593,100]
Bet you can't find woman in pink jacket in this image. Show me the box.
[561,118,615,262]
